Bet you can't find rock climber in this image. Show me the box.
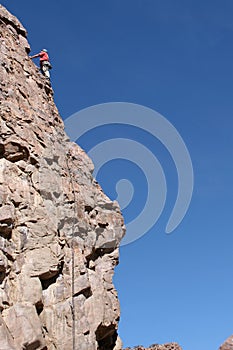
[29,49,52,80]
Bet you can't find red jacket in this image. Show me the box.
[39,51,49,61]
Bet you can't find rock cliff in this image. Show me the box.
[124,343,182,350]
[0,5,125,350]
[219,336,233,350]
[4,5,229,350]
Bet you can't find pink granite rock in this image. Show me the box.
[0,5,125,349]
[219,335,233,350]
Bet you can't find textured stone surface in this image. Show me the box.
[0,5,211,350]
[0,4,125,350]
[219,335,233,350]
[124,343,182,350]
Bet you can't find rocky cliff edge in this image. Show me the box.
[0,5,125,350]
[2,4,229,350]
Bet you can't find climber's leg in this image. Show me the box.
[40,62,50,79]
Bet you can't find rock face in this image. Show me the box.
[124,343,182,350]
[0,5,208,350]
[219,336,233,350]
[0,5,125,350]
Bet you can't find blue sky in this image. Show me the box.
[2,1,233,349]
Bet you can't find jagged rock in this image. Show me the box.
[1,141,29,162]
[0,314,17,350]
[0,204,14,238]
[2,303,46,349]
[219,335,233,350]
[124,343,182,350]
[114,336,123,350]
[0,4,125,350]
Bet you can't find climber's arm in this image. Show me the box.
[29,53,40,59]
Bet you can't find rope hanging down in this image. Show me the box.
[66,150,77,350]
[66,149,108,350]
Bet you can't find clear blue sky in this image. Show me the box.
[2,1,233,349]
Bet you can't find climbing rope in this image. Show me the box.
[66,150,77,350]
[66,149,109,349]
